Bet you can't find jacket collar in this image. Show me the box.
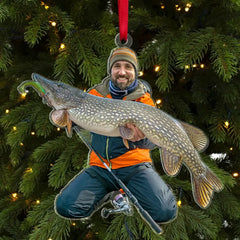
[88,76,148,100]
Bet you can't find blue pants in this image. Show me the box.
[55,163,177,223]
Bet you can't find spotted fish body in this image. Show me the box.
[17,73,223,208]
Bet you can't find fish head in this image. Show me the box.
[18,73,86,110]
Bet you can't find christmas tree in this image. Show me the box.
[0,0,240,239]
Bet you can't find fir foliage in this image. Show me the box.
[0,0,240,239]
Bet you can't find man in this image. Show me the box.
[54,47,177,224]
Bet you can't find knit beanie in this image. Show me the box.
[107,47,138,74]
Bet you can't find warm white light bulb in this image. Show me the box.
[154,65,160,72]
[177,200,182,206]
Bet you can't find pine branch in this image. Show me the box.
[48,138,86,189]
[164,208,189,240]
[24,195,55,227]
[0,41,12,72]
[210,33,239,81]
[105,211,165,240]
[176,28,213,70]
[76,35,103,85]
[48,149,73,189]
[32,136,68,163]
[24,11,50,47]
[49,6,74,35]
[139,34,176,91]
[155,43,176,91]
[25,195,71,240]
[0,198,26,235]
[217,189,240,219]
[182,205,218,239]
[29,211,70,240]
[131,8,177,31]
[47,30,61,55]
[54,46,78,84]
[19,162,49,197]
[0,3,9,23]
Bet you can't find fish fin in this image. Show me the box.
[50,109,68,127]
[205,167,223,192]
[160,148,182,176]
[179,121,209,152]
[119,125,134,139]
[193,174,214,208]
[192,168,223,208]
[66,114,73,138]
[123,139,129,149]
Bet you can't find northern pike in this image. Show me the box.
[17,73,223,208]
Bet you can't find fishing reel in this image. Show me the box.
[101,193,133,219]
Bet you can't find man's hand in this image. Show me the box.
[124,123,145,142]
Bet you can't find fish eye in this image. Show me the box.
[57,83,64,87]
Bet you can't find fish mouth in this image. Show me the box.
[31,73,53,107]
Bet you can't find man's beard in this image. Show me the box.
[112,75,133,90]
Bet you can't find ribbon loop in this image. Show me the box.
[118,0,129,42]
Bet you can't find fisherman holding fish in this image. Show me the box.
[54,47,178,224]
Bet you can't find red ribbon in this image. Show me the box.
[118,0,128,42]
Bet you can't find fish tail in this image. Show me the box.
[205,167,223,192]
[192,168,223,209]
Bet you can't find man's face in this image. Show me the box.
[111,61,136,90]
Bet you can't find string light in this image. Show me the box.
[200,64,205,68]
[50,21,57,27]
[21,92,27,98]
[57,127,61,131]
[154,65,160,72]
[20,142,24,146]
[72,222,76,226]
[230,147,233,151]
[185,65,190,69]
[232,172,239,178]
[138,71,144,77]
[224,121,229,129]
[177,200,182,207]
[36,200,41,204]
[192,64,197,68]
[59,43,66,50]
[31,131,36,135]
[25,167,33,173]
[11,193,18,201]
[156,99,162,105]
[177,187,183,207]
[160,3,165,9]
[41,1,49,10]
[176,6,181,11]
[13,126,17,131]
[5,109,10,113]
[175,3,192,12]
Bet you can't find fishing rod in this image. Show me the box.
[73,126,163,235]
